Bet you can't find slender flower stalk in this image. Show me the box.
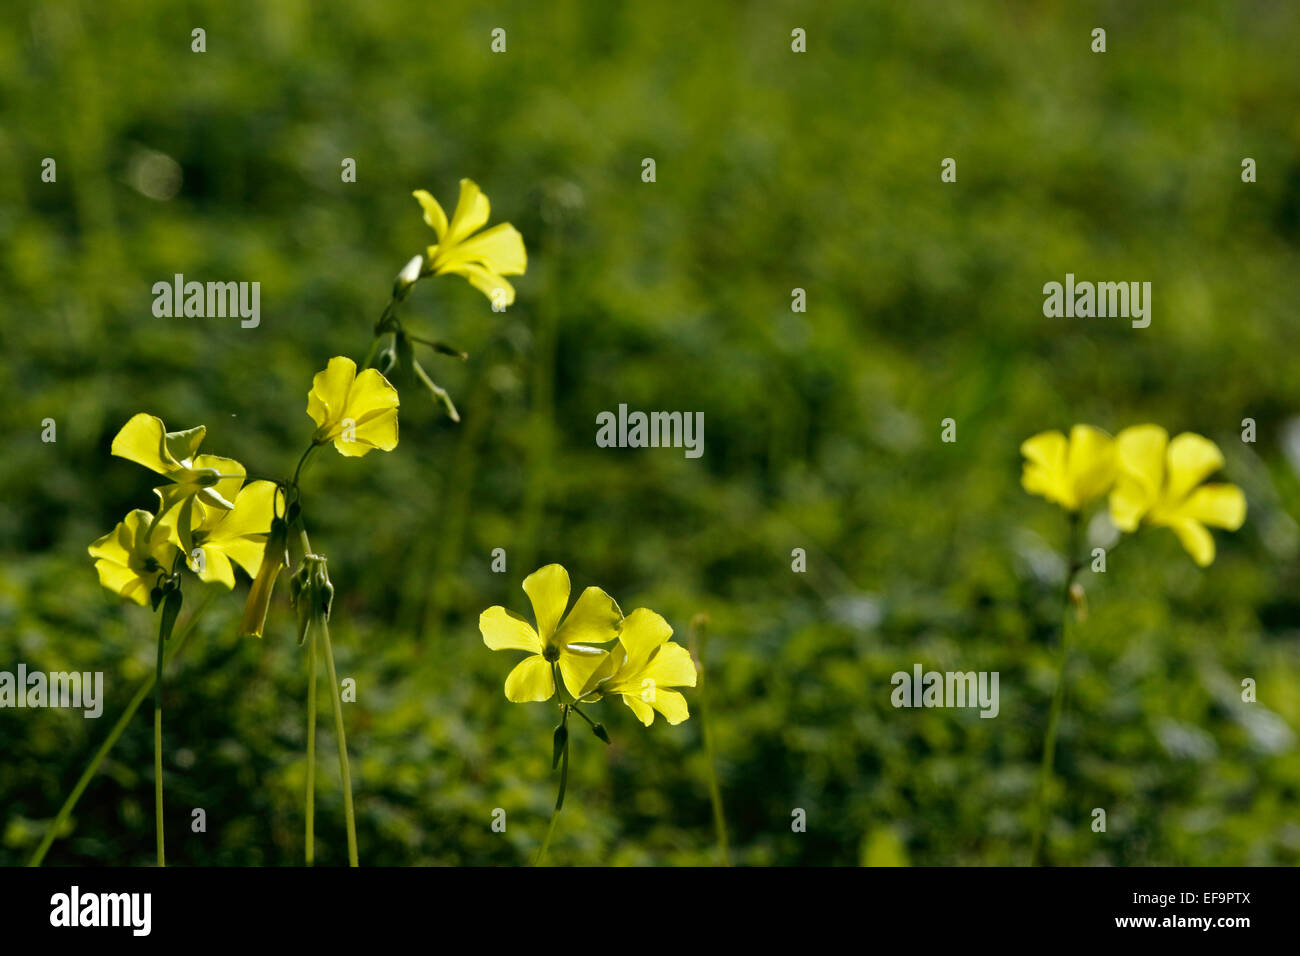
[305,629,318,865]
[28,591,212,866]
[690,614,730,866]
[318,616,358,866]
[1029,512,1081,866]
[535,660,573,867]
[153,613,166,866]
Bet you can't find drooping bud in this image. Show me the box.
[239,518,288,639]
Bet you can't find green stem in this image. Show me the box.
[291,443,319,492]
[534,708,570,867]
[318,616,358,866]
[1030,512,1082,866]
[27,591,211,866]
[154,614,166,867]
[693,618,730,866]
[305,629,318,866]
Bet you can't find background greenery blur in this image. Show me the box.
[3,0,1299,866]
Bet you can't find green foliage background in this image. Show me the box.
[2,0,1299,866]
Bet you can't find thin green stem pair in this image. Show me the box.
[28,590,212,867]
[296,524,357,867]
[1029,511,1083,866]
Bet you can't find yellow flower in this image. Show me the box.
[307,356,399,457]
[88,509,180,605]
[183,479,281,588]
[111,413,243,550]
[1108,425,1246,567]
[577,609,697,726]
[479,564,621,703]
[1020,425,1116,511]
[413,179,527,306]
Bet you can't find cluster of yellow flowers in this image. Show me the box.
[88,356,401,611]
[88,414,280,604]
[89,178,527,613]
[480,564,698,726]
[1021,424,1246,566]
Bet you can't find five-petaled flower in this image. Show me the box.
[111,413,244,552]
[183,478,280,588]
[577,608,698,726]
[1020,425,1115,512]
[88,508,180,605]
[413,179,527,306]
[307,356,400,456]
[1108,425,1246,567]
[479,564,621,703]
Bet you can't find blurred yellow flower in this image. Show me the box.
[88,509,179,605]
[578,609,697,726]
[413,179,527,306]
[111,413,243,550]
[307,356,399,456]
[479,564,621,703]
[1020,425,1116,511]
[1109,425,1246,566]
[184,479,281,588]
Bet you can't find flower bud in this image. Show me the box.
[239,518,288,639]
[393,254,423,299]
[551,723,568,769]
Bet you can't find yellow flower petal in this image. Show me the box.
[192,546,237,588]
[1115,424,1168,505]
[1178,483,1246,530]
[412,189,448,240]
[1065,424,1115,506]
[88,518,134,566]
[523,564,570,642]
[449,222,528,275]
[201,480,279,578]
[616,607,673,674]
[621,693,655,726]
[641,641,698,689]
[1108,478,1148,532]
[1020,430,1069,506]
[1165,517,1216,567]
[649,688,690,725]
[88,509,178,604]
[338,370,399,455]
[111,413,173,475]
[504,655,555,702]
[480,606,543,653]
[445,178,491,246]
[1165,433,1225,503]
[307,356,358,434]
[558,644,610,699]
[555,586,622,647]
[93,560,150,605]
